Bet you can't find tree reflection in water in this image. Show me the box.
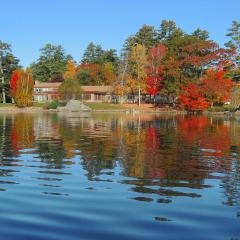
[0,113,239,207]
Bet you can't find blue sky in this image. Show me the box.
[1,0,239,67]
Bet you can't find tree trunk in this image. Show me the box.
[2,85,6,104]
[137,63,141,106]
[138,86,141,106]
[0,61,6,104]
[120,91,124,104]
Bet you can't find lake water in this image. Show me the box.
[0,112,239,240]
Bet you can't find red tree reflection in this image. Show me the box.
[178,116,209,144]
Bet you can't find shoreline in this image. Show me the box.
[0,106,180,114]
[0,105,240,116]
[0,105,182,114]
[0,106,46,113]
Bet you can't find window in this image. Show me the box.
[94,94,104,101]
[34,88,43,93]
[83,94,91,100]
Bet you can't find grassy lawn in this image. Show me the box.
[84,103,127,110]
[0,103,46,108]
[32,102,46,107]
[0,103,15,107]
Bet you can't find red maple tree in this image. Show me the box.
[145,44,167,96]
[201,69,232,105]
[10,69,21,98]
[178,83,210,111]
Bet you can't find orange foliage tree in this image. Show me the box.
[63,60,77,80]
[201,69,233,105]
[10,69,34,107]
[178,83,210,111]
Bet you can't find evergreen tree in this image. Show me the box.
[123,24,158,55]
[102,49,119,67]
[0,40,20,103]
[82,42,96,64]
[31,43,71,82]
[192,28,209,40]
[82,42,104,64]
[157,20,180,41]
[225,20,240,81]
[225,20,240,52]
[82,42,119,66]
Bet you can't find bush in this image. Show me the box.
[15,94,33,108]
[43,100,60,110]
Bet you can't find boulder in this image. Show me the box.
[59,100,92,112]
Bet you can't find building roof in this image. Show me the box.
[81,86,113,93]
[34,82,113,94]
[34,82,62,88]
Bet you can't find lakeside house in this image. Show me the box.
[33,81,114,103]
[81,86,113,102]
[33,81,61,102]
[33,82,161,104]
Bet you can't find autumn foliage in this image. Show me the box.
[178,83,210,111]
[10,69,21,98]
[178,116,209,143]
[145,44,167,96]
[201,69,232,105]
[60,60,82,100]
[11,114,34,151]
[77,62,116,85]
[63,60,77,80]
[178,69,233,111]
[10,69,34,107]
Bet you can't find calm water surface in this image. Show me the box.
[0,112,239,240]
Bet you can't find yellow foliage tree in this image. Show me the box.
[129,44,147,105]
[64,60,77,80]
[10,68,33,107]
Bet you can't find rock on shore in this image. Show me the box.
[58,100,92,112]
